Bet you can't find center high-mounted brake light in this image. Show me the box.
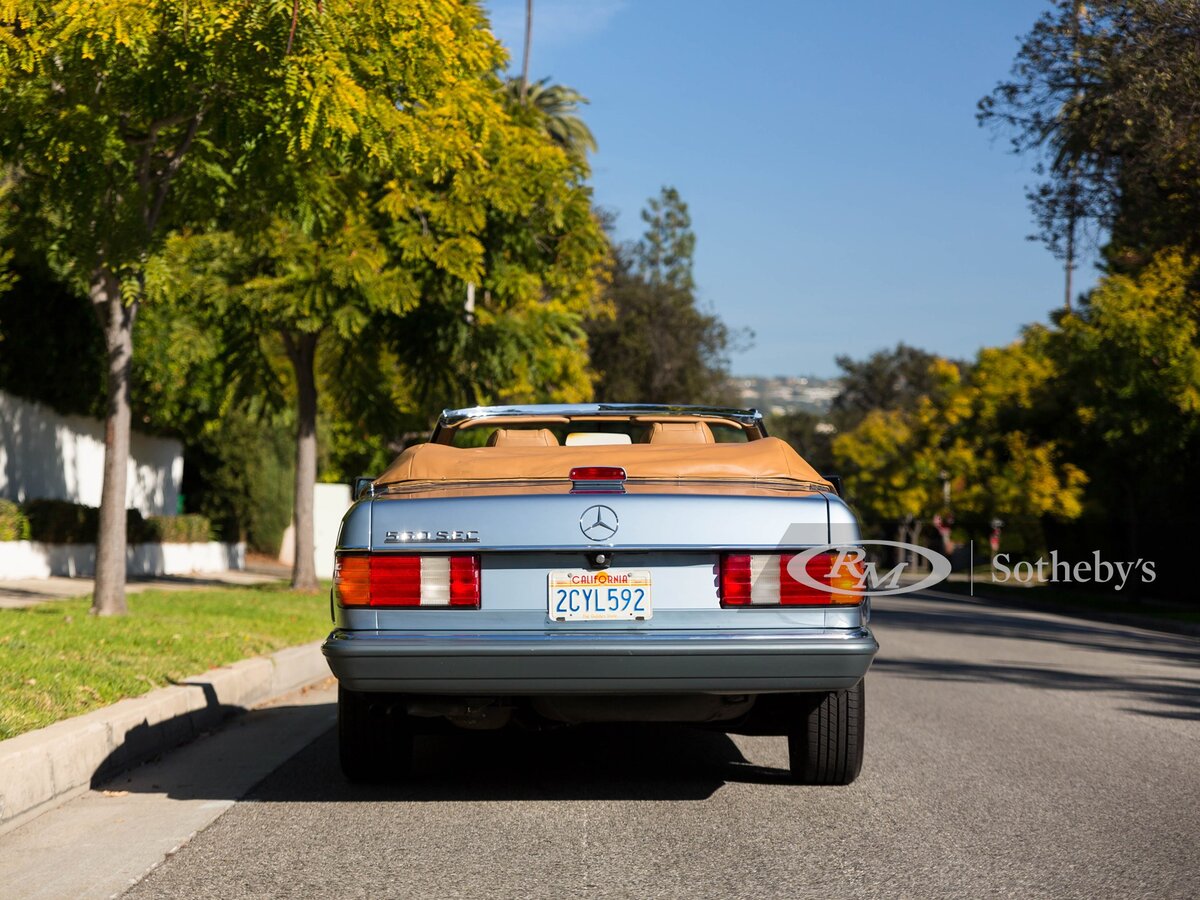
[334,554,480,608]
[719,552,864,607]
[569,466,627,494]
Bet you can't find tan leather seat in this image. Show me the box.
[486,427,559,447]
[646,421,715,445]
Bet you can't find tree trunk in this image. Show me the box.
[90,268,137,616]
[520,0,533,101]
[285,331,320,592]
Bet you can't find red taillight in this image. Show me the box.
[569,466,627,494]
[569,466,627,481]
[370,555,422,606]
[449,554,480,607]
[719,552,863,607]
[335,554,481,608]
[719,553,752,605]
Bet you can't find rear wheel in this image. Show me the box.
[787,680,865,785]
[338,685,413,783]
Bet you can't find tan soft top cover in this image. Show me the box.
[375,437,831,488]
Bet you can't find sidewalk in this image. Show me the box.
[0,570,284,609]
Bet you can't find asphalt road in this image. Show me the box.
[108,591,1200,898]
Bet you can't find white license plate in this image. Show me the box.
[548,570,653,621]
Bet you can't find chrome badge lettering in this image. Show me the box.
[384,529,480,543]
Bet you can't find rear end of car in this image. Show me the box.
[322,405,878,785]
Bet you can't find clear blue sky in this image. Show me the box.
[485,0,1095,377]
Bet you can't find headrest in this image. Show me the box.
[565,432,633,446]
[646,421,715,445]
[486,427,559,447]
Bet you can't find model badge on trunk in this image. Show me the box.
[384,530,480,543]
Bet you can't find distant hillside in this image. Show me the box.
[730,376,842,416]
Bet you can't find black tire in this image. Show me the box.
[338,685,413,783]
[787,680,865,785]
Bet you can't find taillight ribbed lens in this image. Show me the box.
[371,556,423,606]
[333,555,370,607]
[719,552,863,607]
[718,554,752,605]
[449,554,481,607]
[334,554,481,608]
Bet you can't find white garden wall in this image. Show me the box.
[0,390,183,516]
[0,541,245,580]
[278,482,352,579]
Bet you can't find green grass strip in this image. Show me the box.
[0,583,331,741]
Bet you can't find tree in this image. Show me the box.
[156,53,606,589]
[0,2,517,606]
[159,198,409,589]
[0,177,12,297]
[1047,250,1200,574]
[504,78,598,161]
[979,1,1200,264]
[587,189,744,405]
[834,350,1086,561]
[520,0,534,101]
[384,81,607,413]
[635,186,697,292]
[831,343,949,425]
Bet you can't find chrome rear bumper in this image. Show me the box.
[322,627,878,694]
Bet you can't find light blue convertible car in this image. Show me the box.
[323,404,877,784]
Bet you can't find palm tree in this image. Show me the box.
[520,0,533,101]
[504,77,598,161]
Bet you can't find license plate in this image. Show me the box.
[548,569,652,621]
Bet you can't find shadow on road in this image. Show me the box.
[874,596,1200,720]
[874,656,1200,720]
[878,593,1200,667]
[109,707,794,804]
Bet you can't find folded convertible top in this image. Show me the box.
[374,437,831,489]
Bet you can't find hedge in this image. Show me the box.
[11,500,212,544]
[0,499,31,541]
[146,514,213,544]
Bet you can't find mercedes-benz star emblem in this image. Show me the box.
[579,505,619,542]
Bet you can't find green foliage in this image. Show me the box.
[0,499,30,541]
[22,500,101,544]
[0,175,13,297]
[0,266,105,417]
[1056,251,1200,455]
[503,77,598,161]
[635,187,697,293]
[18,500,208,544]
[376,77,608,418]
[832,344,952,425]
[1042,250,1200,581]
[0,1,510,278]
[588,190,743,405]
[185,410,295,555]
[833,349,1087,546]
[979,1,1200,261]
[145,514,212,544]
[0,583,329,740]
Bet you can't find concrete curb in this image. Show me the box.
[0,640,330,834]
